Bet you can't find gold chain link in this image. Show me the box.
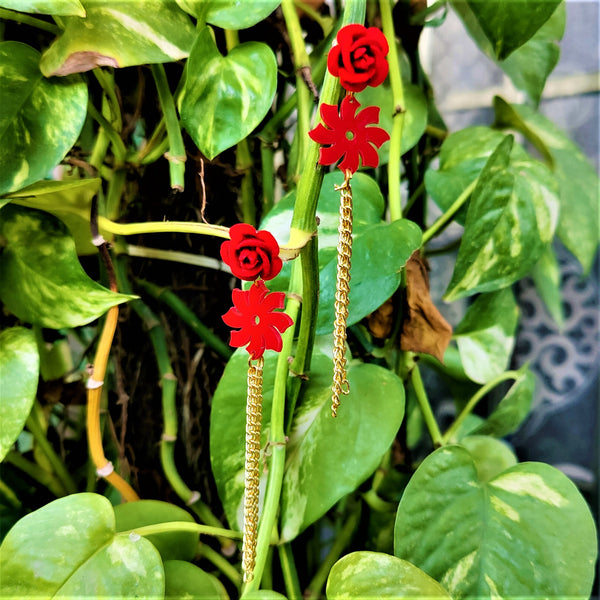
[331,171,353,417]
[242,356,264,583]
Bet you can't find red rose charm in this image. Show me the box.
[308,95,389,173]
[327,24,389,93]
[220,223,283,281]
[222,280,294,360]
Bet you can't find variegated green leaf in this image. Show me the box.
[0,0,85,15]
[0,42,87,196]
[0,493,164,598]
[164,560,229,600]
[453,288,519,384]
[531,244,564,326]
[0,327,39,462]
[4,178,102,255]
[0,205,135,329]
[472,366,535,439]
[180,26,277,160]
[175,0,281,29]
[327,552,452,599]
[39,1,196,76]
[279,353,405,542]
[394,446,597,598]
[493,97,600,273]
[444,135,560,301]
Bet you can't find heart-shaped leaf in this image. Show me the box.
[0,0,85,15]
[0,327,39,461]
[454,0,561,60]
[394,445,598,598]
[4,178,103,255]
[279,353,405,541]
[444,135,559,300]
[40,2,196,76]
[114,500,198,562]
[0,205,135,329]
[164,560,229,600]
[0,42,87,196]
[327,552,452,598]
[0,493,164,598]
[175,0,281,29]
[530,244,564,326]
[180,27,277,160]
[453,288,519,384]
[493,97,600,273]
[458,435,517,483]
[472,366,535,438]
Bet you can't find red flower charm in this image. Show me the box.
[221,223,282,281]
[309,95,389,173]
[222,280,293,360]
[327,24,389,92]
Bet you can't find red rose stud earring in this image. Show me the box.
[220,224,293,582]
[309,23,389,417]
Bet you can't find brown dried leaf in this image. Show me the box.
[367,296,395,339]
[400,251,452,362]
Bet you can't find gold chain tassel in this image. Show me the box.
[331,171,353,417]
[242,356,264,582]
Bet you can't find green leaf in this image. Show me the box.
[394,446,598,598]
[317,219,422,334]
[114,500,198,562]
[0,205,135,329]
[180,26,277,160]
[453,288,519,384]
[0,42,87,196]
[493,97,600,273]
[500,3,565,105]
[164,560,229,600]
[459,435,517,483]
[210,350,405,540]
[356,81,428,161]
[444,135,560,300]
[260,171,386,293]
[0,493,164,598]
[0,327,39,462]
[210,349,278,530]
[0,0,85,15]
[40,1,196,76]
[243,592,287,600]
[280,353,405,541]
[175,0,281,29]
[4,178,103,255]
[472,367,535,438]
[326,551,452,599]
[531,244,564,326]
[456,0,561,60]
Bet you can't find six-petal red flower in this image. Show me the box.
[308,95,389,173]
[221,223,282,281]
[222,280,293,360]
[327,24,389,92]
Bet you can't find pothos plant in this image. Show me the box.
[0,0,597,598]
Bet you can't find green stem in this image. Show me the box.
[278,543,302,600]
[105,167,126,220]
[441,370,521,444]
[198,543,242,587]
[151,63,186,191]
[305,500,361,599]
[123,522,241,539]
[0,7,61,33]
[26,409,78,494]
[98,216,230,239]
[4,450,66,498]
[87,101,127,164]
[380,0,406,222]
[0,478,21,509]
[410,363,443,448]
[135,278,232,360]
[421,178,478,245]
[124,244,227,270]
[243,264,303,595]
[93,69,122,132]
